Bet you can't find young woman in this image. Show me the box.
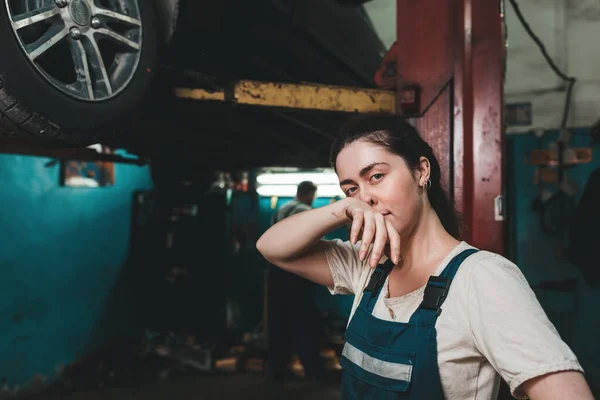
[256,114,594,399]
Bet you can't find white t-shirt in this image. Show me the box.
[324,239,583,400]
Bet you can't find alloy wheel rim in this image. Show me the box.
[4,0,143,101]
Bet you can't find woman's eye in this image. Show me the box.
[345,187,357,196]
[371,173,384,181]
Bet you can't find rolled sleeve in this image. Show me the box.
[466,256,584,399]
[324,239,369,295]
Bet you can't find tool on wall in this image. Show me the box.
[509,0,595,247]
[528,129,592,241]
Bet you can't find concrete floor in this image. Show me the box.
[24,375,341,400]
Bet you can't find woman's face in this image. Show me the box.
[335,139,428,236]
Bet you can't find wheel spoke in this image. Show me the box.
[86,37,113,96]
[25,26,69,60]
[11,6,61,30]
[92,6,141,26]
[69,40,94,100]
[94,28,140,52]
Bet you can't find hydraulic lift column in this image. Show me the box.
[376,0,505,254]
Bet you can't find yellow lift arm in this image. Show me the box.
[173,80,397,114]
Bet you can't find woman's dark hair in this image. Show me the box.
[330,113,462,239]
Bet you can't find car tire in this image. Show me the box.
[0,0,159,145]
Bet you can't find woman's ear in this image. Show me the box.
[418,157,431,186]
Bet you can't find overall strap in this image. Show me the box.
[440,248,479,280]
[358,259,395,314]
[409,248,479,326]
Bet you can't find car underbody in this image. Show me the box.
[0,0,386,168]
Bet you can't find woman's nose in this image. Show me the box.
[360,191,377,206]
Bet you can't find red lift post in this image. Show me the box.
[376,0,505,254]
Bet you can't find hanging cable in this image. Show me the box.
[508,0,579,243]
[508,0,576,129]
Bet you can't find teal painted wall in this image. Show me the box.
[5,146,595,391]
[0,154,153,388]
[506,130,600,390]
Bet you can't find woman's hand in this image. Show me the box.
[343,198,401,268]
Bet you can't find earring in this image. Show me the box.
[421,179,431,191]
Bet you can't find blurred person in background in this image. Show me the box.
[266,181,325,384]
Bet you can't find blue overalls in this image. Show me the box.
[340,249,478,399]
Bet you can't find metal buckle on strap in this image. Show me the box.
[365,269,387,292]
[364,261,394,293]
[420,276,451,315]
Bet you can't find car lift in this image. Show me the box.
[174,0,506,255]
